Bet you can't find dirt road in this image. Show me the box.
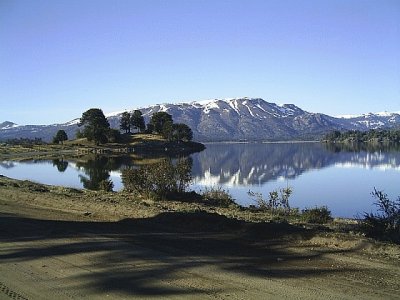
[0,178,399,299]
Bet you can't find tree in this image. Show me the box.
[120,112,131,133]
[79,108,110,145]
[53,130,68,144]
[280,187,292,214]
[162,120,174,140]
[150,112,173,134]
[171,123,193,142]
[75,129,84,139]
[131,110,146,133]
[175,157,193,192]
[146,123,154,134]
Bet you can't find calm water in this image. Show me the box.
[1,142,399,218]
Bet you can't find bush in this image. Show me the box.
[302,206,332,224]
[99,179,114,192]
[201,186,235,207]
[361,188,400,243]
[248,187,292,215]
[121,157,192,200]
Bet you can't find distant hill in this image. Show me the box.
[1,98,400,142]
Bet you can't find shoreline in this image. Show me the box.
[0,175,385,231]
[0,136,206,161]
[202,140,320,145]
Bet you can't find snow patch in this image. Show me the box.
[336,114,362,119]
[244,102,255,117]
[356,120,385,128]
[105,110,129,118]
[376,111,394,117]
[228,99,240,114]
[255,104,267,113]
[159,105,169,112]
[203,101,220,114]
[336,111,400,119]
[276,106,293,116]
[1,123,20,130]
[64,118,80,126]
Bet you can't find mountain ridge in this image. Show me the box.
[1,98,399,142]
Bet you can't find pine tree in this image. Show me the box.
[150,112,173,134]
[131,110,145,133]
[79,108,110,145]
[120,112,131,133]
[53,130,68,144]
[171,123,193,142]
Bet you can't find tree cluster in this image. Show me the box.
[120,110,193,142]
[148,112,193,142]
[120,110,146,134]
[323,129,400,144]
[4,138,45,145]
[78,108,193,145]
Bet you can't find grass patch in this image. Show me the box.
[301,206,333,224]
[201,186,236,207]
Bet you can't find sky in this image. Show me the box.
[0,0,399,125]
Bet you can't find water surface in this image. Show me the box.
[1,142,399,218]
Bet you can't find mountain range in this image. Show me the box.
[1,98,399,142]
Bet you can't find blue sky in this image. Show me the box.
[1,0,399,125]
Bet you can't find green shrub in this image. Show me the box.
[248,187,292,215]
[201,186,235,207]
[121,157,192,200]
[247,190,270,210]
[99,179,114,192]
[361,188,400,243]
[302,206,332,224]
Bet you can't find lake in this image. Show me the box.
[1,142,399,218]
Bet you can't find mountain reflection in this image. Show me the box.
[190,143,400,186]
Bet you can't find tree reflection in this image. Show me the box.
[76,155,132,191]
[0,162,16,169]
[323,142,400,153]
[77,156,110,190]
[52,158,68,172]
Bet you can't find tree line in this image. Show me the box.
[323,129,400,144]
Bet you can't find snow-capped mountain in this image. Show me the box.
[336,112,400,130]
[109,98,349,141]
[0,120,80,142]
[1,98,399,142]
[0,121,19,130]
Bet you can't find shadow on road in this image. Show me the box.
[0,211,358,297]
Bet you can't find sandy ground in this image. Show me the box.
[0,176,399,299]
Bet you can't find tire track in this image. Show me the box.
[0,282,28,300]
